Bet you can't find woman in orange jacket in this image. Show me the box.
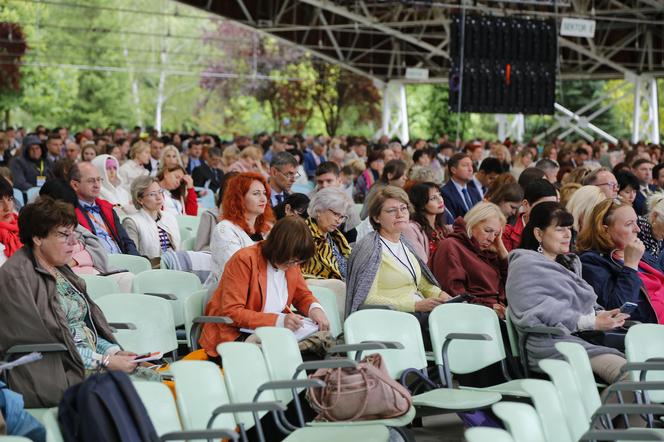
[200,216,330,357]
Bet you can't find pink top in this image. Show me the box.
[70,241,99,275]
[637,260,664,324]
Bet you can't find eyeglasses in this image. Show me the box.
[596,182,618,190]
[383,205,409,216]
[143,189,166,198]
[54,229,83,244]
[328,208,348,222]
[277,169,301,180]
[77,177,104,185]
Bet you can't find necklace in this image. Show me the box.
[379,237,417,285]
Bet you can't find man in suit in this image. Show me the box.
[632,158,656,216]
[185,138,204,175]
[192,147,223,192]
[268,151,299,207]
[653,163,664,192]
[469,157,504,199]
[441,153,482,219]
[69,162,139,255]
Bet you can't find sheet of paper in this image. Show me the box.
[240,318,320,342]
[133,352,163,363]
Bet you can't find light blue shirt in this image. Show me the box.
[78,200,122,254]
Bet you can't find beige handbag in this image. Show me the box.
[306,353,412,421]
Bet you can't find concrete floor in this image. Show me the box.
[412,414,466,442]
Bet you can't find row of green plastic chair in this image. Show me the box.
[466,326,664,442]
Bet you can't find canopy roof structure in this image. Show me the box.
[175,0,663,144]
[174,0,664,85]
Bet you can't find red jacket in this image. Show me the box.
[430,218,508,308]
[184,187,198,216]
[75,198,139,255]
[200,243,318,356]
[502,214,526,252]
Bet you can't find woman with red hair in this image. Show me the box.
[203,172,274,299]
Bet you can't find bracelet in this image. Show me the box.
[101,354,111,368]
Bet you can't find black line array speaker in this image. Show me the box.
[449,14,557,115]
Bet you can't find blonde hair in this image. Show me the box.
[129,141,150,160]
[239,146,263,162]
[576,198,630,253]
[559,182,582,209]
[221,145,240,170]
[464,202,506,238]
[158,144,184,171]
[566,185,607,232]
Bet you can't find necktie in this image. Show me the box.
[84,204,101,214]
[461,188,473,211]
[275,194,283,205]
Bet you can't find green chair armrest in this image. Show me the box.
[580,429,664,441]
[328,341,404,361]
[444,333,492,341]
[6,343,68,354]
[108,322,137,331]
[143,292,177,300]
[358,304,395,311]
[160,429,238,441]
[294,359,359,378]
[192,316,233,324]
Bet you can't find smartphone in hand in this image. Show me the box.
[619,302,638,315]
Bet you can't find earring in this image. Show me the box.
[537,242,544,254]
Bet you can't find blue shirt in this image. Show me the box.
[450,179,472,211]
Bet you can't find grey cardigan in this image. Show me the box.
[345,231,439,317]
[506,249,623,370]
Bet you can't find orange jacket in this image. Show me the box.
[200,243,318,356]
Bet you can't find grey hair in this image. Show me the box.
[270,151,298,168]
[307,187,353,219]
[131,175,159,209]
[535,158,559,172]
[581,167,611,186]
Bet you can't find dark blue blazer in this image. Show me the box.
[579,249,657,324]
[441,179,482,219]
[634,185,657,216]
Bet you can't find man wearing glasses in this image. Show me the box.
[69,162,139,256]
[582,167,619,199]
[268,152,299,207]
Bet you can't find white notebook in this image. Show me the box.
[241,318,319,341]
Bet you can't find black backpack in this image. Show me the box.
[58,371,159,442]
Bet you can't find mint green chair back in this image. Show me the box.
[520,379,574,442]
[539,359,588,441]
[27,408,62,442]
[95,293,177,355]
[218,342,276,428]
[176,214,200,241]
[344,310,427,379]
[256,327,304,404]
[132,269,203,326]
[308,285,342,337]
[626,324,664,402]
[465,427,515,442]
[285,426,389,442]
[492,402,546,442]
[504,307,520,358]
[107,254,151,274]
[180,236,196,251]
[79,274,119,300]
[133,381,182,436]
[555,342,602,418]
[26,186,40,203]
[183,289,208,350]
[170,360,237,432]
[429,303,506,374]
[0,437,33,441]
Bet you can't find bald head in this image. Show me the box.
[70,161,102,203]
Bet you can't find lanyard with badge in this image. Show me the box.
[36,160,46,186]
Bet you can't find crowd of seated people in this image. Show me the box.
[4,125,664,435]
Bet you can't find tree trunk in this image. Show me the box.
[3,109,9,129]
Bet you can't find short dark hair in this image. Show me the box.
[488,183,523,205]
[520,201,573,252]
[412,150,428,164]
[261,216,314,265]
[632,158,654,169]
[19,196,77,246]
[518,167,546,190]
[271,151,298,168]
[0,177,12,200]
[208,147,222,158]
[523,179,557,205]
[315,161,339,178]
[575,146,589,156]
[616,170,640,192]
[274,193,310,220]
[653,163,664,181]
[447,153,469,172]
[478,157,504,175]
[39,179,78,206]
[380,160,406,183]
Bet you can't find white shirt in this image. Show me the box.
[265,263,324,329]
[472,176,486,199]
[149,157,159,177]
